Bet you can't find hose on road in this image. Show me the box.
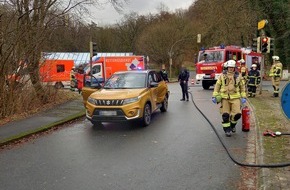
[189,91,290,168]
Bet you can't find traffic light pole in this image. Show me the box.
[259,54,265,95]
[89,41,93,85]
[258,28,266,95]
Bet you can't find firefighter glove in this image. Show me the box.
[241,98,246,104]
[211,97,217,104]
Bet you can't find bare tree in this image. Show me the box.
[0,0,125,118]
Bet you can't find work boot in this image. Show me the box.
[224,128,231,137]
[225,131,231,137]
[180,99,185,101]
[230,123,236,133]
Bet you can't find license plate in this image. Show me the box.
[99,111,117,116]
[203,75,211,79]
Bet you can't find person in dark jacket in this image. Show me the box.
[178,65,190,101]
[247,64,260,97]
[160,69,169,82]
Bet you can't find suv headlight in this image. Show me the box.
[88,97,96,105]
[123,96,140,105]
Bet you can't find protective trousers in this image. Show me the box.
[220,98,241,132]
[271,77,281,97]
[248,85,257,97]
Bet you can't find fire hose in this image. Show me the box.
[189,91,290,168]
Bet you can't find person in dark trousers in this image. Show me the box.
[178,65,190,101]
[247,64,260,97]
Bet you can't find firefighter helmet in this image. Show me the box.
[272,56,279,61]
[252,64,257,68]
[239,59,245,64]
[226,60,236,68]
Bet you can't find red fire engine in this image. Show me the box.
[195,45,262,89]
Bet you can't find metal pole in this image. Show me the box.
[168,36,199,81]
[169,56,172,80]
[89,41,93,85]
[259,54,264,94]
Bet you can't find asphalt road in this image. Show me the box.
[0,82,251,190]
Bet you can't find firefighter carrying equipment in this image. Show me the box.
[213,73,247,99]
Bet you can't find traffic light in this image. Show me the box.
[252,37,260,53]
[90,41,98,57]
[261,37,270,53]
[270,38,275,52]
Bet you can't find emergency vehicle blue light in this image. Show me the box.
[200,47,205,51]
[220,44,225,49]
[137,67,142,70]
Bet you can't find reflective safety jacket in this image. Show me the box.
[240,66,248,77]
[269,61,283,77]
[248,69,260,86]
[213,71,247,99]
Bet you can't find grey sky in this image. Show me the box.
[86,0,194,25]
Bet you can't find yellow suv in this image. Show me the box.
[82,70,169,127]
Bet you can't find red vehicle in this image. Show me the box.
[195,45,262,89]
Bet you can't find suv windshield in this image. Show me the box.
[104,73,147,89]
[198,51,224,63]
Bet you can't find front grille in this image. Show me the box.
[94,99,124,106]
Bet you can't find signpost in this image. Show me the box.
[257,19,268,95]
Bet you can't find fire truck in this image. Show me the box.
[195,45,262,89]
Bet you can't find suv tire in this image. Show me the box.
[141,103,151,127]
[160,95,168,112]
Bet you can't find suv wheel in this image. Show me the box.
[160,95,168,112]
[141,103,151,127]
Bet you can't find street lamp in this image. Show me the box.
[168,39,187,80]
[168,36,199,80]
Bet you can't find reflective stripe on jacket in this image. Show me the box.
[269,61,283,77]
[213,71,246,99]
[248,69,260,86]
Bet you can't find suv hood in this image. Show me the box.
[89,88,148,99]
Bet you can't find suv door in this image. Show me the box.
[154,71,167,103]
[147,71,159,110]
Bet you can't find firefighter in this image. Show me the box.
[70,66,77,90]
[247,64,260,97]
[238,59,248,87]
[178,65,190,101]
[212,60,247,137]
[269,56,283,97]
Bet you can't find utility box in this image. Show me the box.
[282,70,289,80]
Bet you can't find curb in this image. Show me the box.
[0,110,86,146]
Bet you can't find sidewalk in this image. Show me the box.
[0,98,85,146]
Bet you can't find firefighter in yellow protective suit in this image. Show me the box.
[238,59,248,87]
[212,60,247,137]
[269,56,283,97]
